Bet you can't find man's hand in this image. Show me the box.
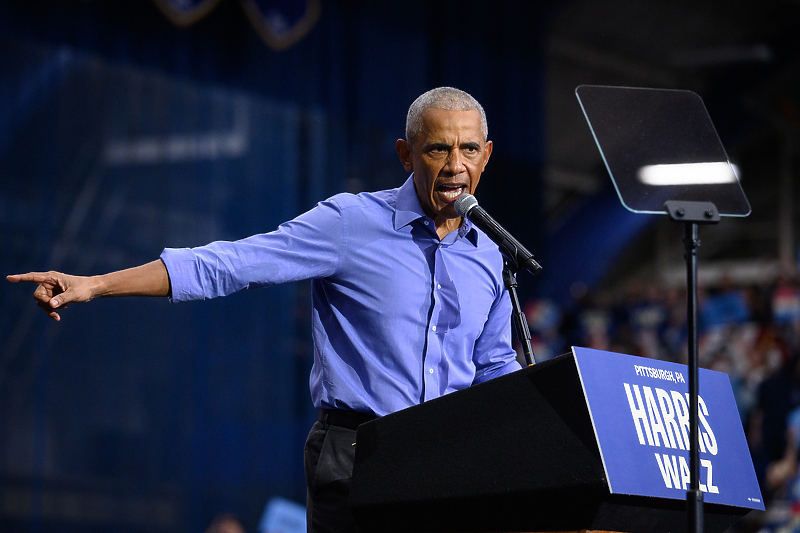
[7,260,171,321]
[6,271,96,321]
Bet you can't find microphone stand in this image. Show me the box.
[502,260,537,366]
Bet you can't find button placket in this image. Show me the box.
[422,243,447,402]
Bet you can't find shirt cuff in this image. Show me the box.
[160,247,200,302]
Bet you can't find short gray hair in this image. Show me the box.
[405,87,488,144]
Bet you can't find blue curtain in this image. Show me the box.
[0,37,324,531]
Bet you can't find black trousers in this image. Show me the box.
[304,410,375,533]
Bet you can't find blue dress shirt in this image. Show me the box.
[160,175,521,417]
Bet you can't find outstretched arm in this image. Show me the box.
[6,259,170,321]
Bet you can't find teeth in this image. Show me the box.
[442,189,462,199]
[440,186,464,200]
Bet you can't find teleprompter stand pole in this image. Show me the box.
[503,260,537,366]
[685,221,705,533]
[665,200,721,533]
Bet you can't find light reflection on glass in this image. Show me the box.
[637,162,739,186]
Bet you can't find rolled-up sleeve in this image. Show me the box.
[160,197,346,302]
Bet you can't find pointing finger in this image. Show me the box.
[7,272,53,284]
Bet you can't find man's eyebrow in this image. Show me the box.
[461,141,481,150]
[423,142,452,151]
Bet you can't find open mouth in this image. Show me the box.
[436,183,466,201]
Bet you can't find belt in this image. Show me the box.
[318,409,377,430]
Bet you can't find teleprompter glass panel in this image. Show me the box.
[575,85,750,216]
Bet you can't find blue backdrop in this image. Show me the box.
[0,1,553,531]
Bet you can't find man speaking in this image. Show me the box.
[8,87,522,533]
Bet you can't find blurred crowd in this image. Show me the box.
[524,270,800,532]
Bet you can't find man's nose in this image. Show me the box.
[444,150,466,174]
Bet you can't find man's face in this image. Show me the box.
[396,108,492,235]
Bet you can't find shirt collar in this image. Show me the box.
[393,174,478,247]
[393,175,426,230]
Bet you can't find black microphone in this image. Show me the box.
[455,194,542,275]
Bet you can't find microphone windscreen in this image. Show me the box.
[454,194,478,217]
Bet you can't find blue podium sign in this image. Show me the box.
[572,347,764,510]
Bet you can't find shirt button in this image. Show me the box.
[432,325,437,331]
[423,220,429,225]
[437,284,442,290]
[429,368,434,374]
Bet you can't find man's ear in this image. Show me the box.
[396,139,413,172]
[482,140,493,171]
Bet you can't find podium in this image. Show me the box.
[349,348,762,533]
